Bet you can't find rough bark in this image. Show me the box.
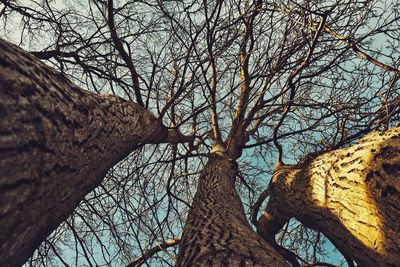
[176,146,289,267]
[0,39,171,267]
[258,127,400,267]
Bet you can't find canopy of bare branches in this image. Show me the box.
[1,0,399,266]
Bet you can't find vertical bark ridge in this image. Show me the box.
[258,127,400,267]
[0,39,169,266]
[176,153,289,266]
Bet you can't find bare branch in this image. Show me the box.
[127,238,180,267]
[107,0,144,106]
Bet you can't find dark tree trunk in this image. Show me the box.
[176,147,289,266]
[258,127,400,267]
[0,39,170,267]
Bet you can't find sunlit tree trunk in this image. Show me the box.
[176,146,289,267]
[258,127,400,267]
[0,39,172,267]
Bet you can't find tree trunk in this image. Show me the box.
[176,146,289,266]
[258,127,400,267]
[0,39,170,267]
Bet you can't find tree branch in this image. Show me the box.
[127,238,180,267]
[280,4,400,74]
[107,0,144,106]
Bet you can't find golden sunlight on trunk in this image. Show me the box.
[258,127,400,267]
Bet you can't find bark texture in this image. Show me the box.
[176,147,289,267]
[0,39,170,266]
[258,127,400,267]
